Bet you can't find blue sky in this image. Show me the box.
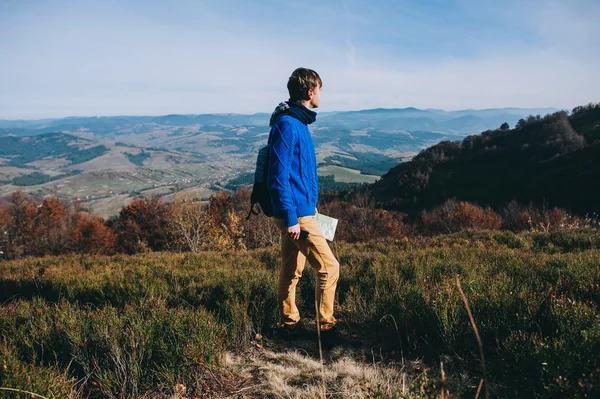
[1,0,598,119]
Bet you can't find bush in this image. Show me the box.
[336,244,600,397]
[168,195,246,252]
[70,212,117,255]
[421,199,502,234]
[116,194,171,253]
[501,200,592,233]
[0,298,226,398]
[0,340,76,398]
[319,195,407,242]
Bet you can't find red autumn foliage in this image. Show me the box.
[70,212,116,255]
[500,200,586,232]
[35,196,69,255]
[209,191,235,225]
[0,186,595,260]
[6,191,39,258]
[421,199,503,234]
[116,194,171,254]
[0,207,10,258]
[319,195,406,243]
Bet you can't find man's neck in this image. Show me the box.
[297,99,313,110]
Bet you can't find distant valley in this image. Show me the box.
[0,107,557,217]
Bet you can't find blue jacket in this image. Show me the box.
[267,102,319,227]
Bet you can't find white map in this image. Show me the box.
[316,213,338,241]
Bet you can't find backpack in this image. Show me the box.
[246,144,273,219]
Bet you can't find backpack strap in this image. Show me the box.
[245,203,262,220]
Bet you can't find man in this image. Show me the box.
[267,67,340,337]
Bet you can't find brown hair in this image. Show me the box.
[287,68,322,102]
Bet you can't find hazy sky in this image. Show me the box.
[1,0,599,119]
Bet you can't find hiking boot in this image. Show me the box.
[319,324,362,349]
[319,325,342,349]
[276,322,312,340]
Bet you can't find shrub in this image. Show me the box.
[421,199,502,234]
[0,297,226,398]
[233,188,281,249]
[5,191,38,258]
[336,244,600,397]
[116,194,171,253]
[70,212,117,255]
[168,195,246,252]
[319,199,406,242]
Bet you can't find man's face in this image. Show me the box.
[308,85,321,109]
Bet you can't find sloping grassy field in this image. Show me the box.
[0,229,599,398]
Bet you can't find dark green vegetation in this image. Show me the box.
[0,133,107,167]
[12,170,80,186]
[369,104,600,216]
[124,150,151,166]
[65,145,110,165]
[1,229,598,398]
[223,171,254,189]
[317,175,365,192]
[12,172,53,186]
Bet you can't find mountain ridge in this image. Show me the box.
[365,104,600,215]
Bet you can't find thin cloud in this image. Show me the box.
[0,0,598,118]
[342,0,356,67]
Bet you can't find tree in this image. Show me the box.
[233,188,281,249]
[500,122,510,131]
[168,195,215,252]
[169,194,247,252]
[35,196,68,255]
[7,191,38,258]
[206,192,246,250]
[70,212,116,255]
[0,207,9,258]
[516,118,527,129]
[117,194,171,253]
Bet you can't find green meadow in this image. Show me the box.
[0,229,599,398]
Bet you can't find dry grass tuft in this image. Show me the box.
[226,348,435,398]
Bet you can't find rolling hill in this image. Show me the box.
[0,133,236,217]
[0,106,561,217]
[367,104,600,215]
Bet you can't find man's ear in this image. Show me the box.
[305,88,314,100]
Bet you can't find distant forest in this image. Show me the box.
[0,133,108,166]
[364,103,600,216]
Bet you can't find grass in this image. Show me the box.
[0,229,599,397]
[227,348,426,399]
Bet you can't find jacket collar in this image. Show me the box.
[269,100,317,126]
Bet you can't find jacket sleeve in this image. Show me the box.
[267,118,298,227]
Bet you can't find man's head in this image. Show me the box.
[287,68,322,109]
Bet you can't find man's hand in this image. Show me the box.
[287,224,301,240]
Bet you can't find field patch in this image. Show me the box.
[318,165,380,183]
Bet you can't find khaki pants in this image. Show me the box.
[275,215,340,330]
